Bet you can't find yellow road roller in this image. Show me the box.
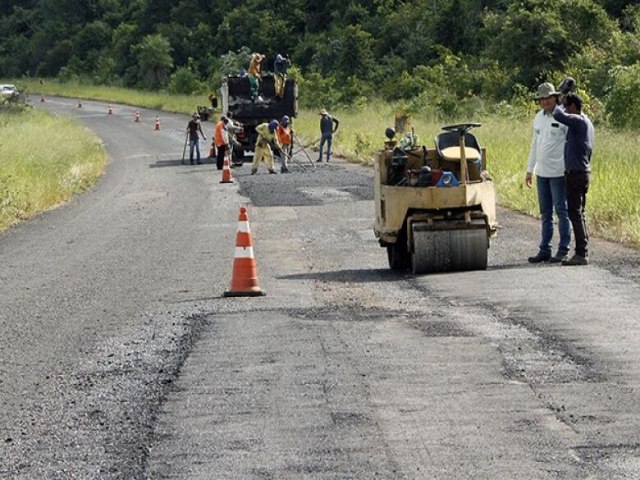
[373,123,498,274]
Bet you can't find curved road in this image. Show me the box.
[1,97,640,478]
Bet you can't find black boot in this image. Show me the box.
[528,251,551,263]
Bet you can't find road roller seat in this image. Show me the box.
[435,130,482,181]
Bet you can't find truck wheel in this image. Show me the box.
[387,242,410,271]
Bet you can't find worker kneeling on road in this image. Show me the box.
[251,120,280,175]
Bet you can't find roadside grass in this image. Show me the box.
[4,79,640,246]
[0,109,106,232]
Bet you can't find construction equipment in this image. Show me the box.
[219,75,298,162]
[373,123,498,274]
[291,133,317,169]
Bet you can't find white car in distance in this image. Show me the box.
[0,84,19,98]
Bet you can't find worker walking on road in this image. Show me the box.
[276,115,293,173]
[214,115,230,171]
[187,113,206,165]
[525,82,571,264]
[252,120,280,175]
[318,108,339,163]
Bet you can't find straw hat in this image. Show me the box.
[535,82,560,100]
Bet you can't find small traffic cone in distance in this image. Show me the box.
[108,104,113,115]
[154,116,161,130]
[224,207,265,297]
[40,94,45,102]
[209,140,216,158]
[134,110,140,123]
[78,100,82,108]
[220,151,234,184]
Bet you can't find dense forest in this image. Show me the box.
[2,0,640,126]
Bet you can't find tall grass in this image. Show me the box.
[0,109,106,232]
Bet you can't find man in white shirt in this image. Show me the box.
[525,82,571,263]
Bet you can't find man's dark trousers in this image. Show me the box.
[216,144,227,170]
[565,171,590,257]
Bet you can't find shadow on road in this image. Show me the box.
[280,265,531,282]
[278,268,410,283]
[150,158,216,168]
[487,263,532,271]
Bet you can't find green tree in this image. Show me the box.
[298,71,338,109]
[620,4,640,32]
[71,20,112,73]
[596,0,635,17]
[559,0,616,47]
[483,0,572,86]
[335,25,376,81]
[218,46,252,76]
[618,6,640,66]
[374,0,442,70]
[134,34,173,88]
[215,7,292,55]
[606,63,640,128]
[434,0,485,54]
[39,39,73,76]
[168,58,206,94]
[110,23,138,82]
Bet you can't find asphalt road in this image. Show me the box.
[2,97,640,479]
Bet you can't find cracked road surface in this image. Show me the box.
[1,98,640,478]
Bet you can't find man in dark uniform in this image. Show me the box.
[187,113,206,165]
[552,93,595,266]
[317,109,339,163]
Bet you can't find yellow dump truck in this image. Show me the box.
[373,123,498,274]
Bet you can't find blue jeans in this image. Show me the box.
[536,175,571,254]
[189,138,201,162]
[319,133,332,161]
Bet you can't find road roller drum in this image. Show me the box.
[411,223,488,274]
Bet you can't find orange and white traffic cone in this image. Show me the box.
[209,140,216,158]
[108,104,113,115]
[154,116,161,130]
[134,110,140,123]
[40,95,45,102]
[224,207,265,297]
[77,100,82,108]
[220,151,234,184]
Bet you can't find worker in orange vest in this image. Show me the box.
[214,115,230,170]
[276,115,293,173]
